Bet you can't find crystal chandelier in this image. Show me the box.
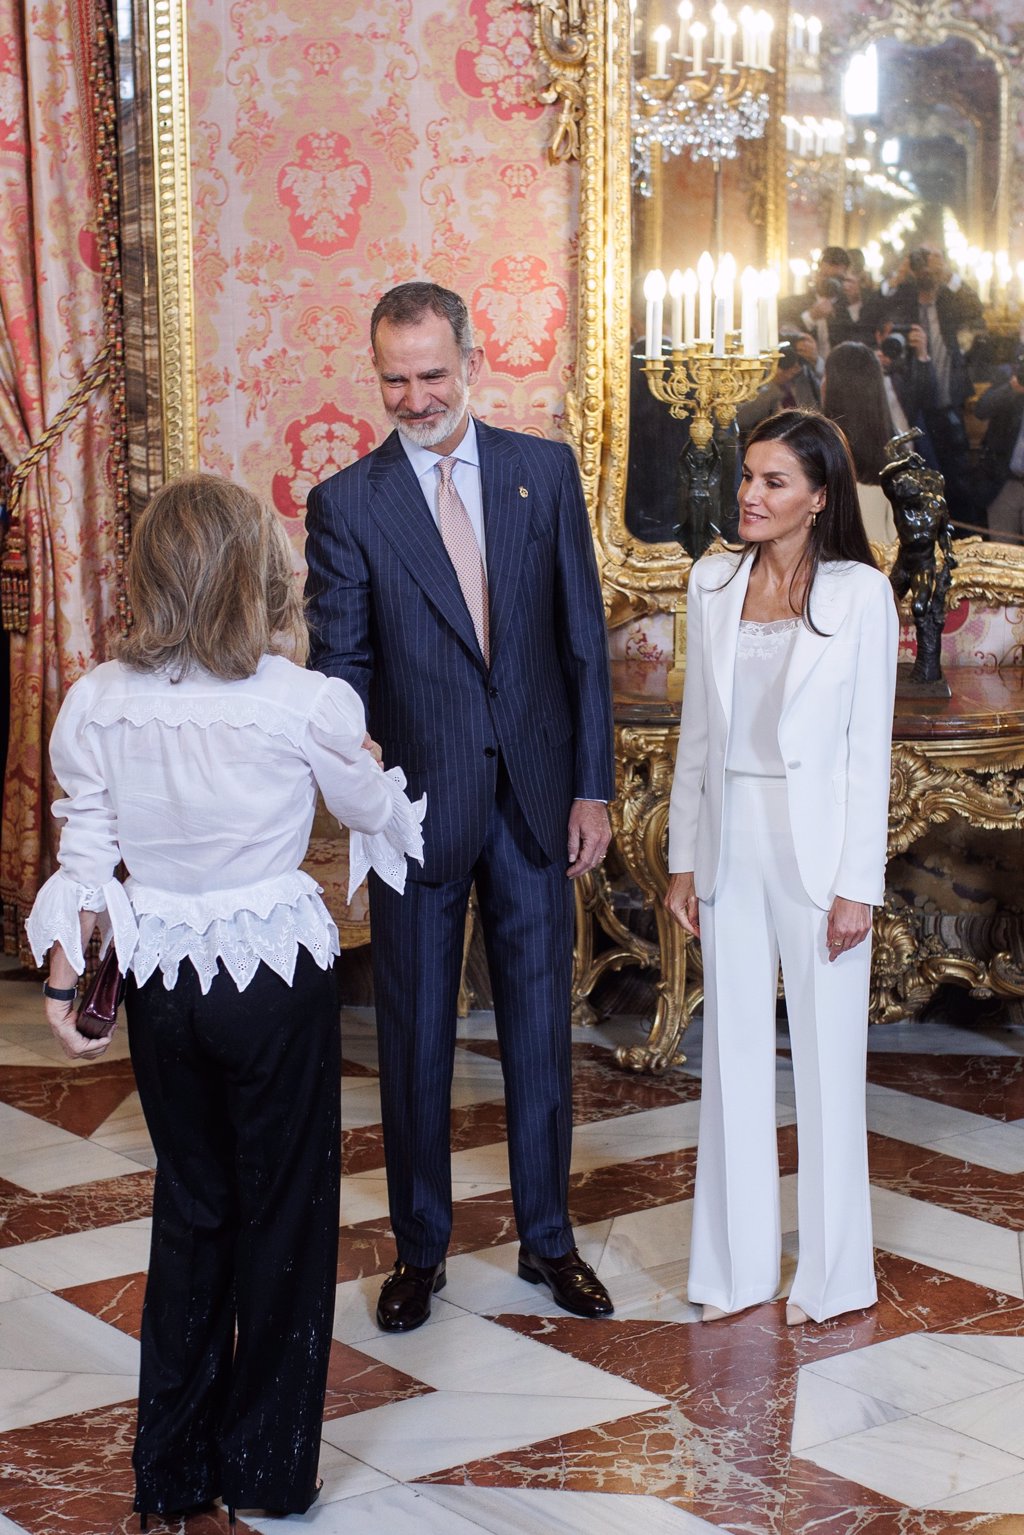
[631,1,774,188]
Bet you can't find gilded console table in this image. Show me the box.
[580,659,1024,1074]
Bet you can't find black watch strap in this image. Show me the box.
[43,981,78,1002]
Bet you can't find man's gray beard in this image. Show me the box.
[389,381,470,449]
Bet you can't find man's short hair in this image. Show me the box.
[820,246,851,270]
[370,282,475,356]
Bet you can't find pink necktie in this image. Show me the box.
[437,455,490,665]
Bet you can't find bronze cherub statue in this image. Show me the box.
[880,428,957,694]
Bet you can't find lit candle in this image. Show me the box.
[740,267,759,356]
[996,250,1011,302]
[668,268,685,350]
[644,269,667,358]
[711,2,727,62]
[651,23,672,76]
[806,15,821,55]
[738,5,754,65]
[791,11,805,55]
[978,256,993,306]
[676,0,693,56]
[682,267,697,343]
[718,252,736,334]
[629,0,641,54]
[722,20,736,71]
[697,250,714,340]
[764,267,779,348]
[712,294,727,356]
[756,10,772,68]
[689,21,706,73]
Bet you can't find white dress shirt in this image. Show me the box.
[26,656,425,992]
[883,374,910,436]
[399,414,487,570]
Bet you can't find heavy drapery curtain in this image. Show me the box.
[0,0,129,959]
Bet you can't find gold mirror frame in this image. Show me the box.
[532,0,1024,618]
[535,0,686,622]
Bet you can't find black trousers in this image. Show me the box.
[127,948,341,1516]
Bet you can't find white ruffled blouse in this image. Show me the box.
[26,656,426,993]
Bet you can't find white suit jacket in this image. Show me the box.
[668,551,899,910]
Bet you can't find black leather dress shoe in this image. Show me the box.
[517,1246,614,1317]
[376,1259,447,1331]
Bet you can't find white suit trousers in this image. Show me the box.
[688,775,877,1323]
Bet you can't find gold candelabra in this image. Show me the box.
[643,338,778,446]
[644,337,778,701]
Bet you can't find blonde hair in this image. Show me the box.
[119,473,308,680]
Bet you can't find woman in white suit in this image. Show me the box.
[665,410,898,1326]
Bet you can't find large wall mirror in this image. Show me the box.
[542,0,1024,620]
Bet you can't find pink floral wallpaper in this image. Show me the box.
[187,0,578,562]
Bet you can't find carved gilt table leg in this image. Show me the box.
[572,866,659,1027]
[610,726,700,1073]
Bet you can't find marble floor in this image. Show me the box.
[3,960,1024,1535]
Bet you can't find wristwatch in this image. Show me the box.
[43,981,78,1001]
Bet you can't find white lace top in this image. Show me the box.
[725,618,801,778]
[26,656,426,993]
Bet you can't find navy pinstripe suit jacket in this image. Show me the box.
[305,418,615,883]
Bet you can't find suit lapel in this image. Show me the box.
[367,429,485,668]
[476,419,529,665]
[707,554,752,725]
[781,564,851,714]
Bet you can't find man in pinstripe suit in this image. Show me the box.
[306,282,616,1330]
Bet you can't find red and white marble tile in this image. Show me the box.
[4,966,1024,1535]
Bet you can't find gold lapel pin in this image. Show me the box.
[519,486,529,498]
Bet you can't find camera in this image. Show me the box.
[880,328,908,361]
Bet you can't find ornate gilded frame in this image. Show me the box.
[533,0,689,623]
[116,0,198,495]
[531,0,1024,621]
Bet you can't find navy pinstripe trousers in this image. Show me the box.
[369,764,575,1266]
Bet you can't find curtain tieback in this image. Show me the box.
[1,341,113,634]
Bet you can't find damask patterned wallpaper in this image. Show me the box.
[187,0,577,559]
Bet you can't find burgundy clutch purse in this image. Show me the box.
[76,946,126,1040]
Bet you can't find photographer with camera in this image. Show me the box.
[873,319,939,466]
[889,245,983,525]
[779,248,859,360]
[974,357,1024,540]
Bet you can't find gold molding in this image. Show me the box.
[871,905,1024,1025]
[149,0,198,477]
[593,0,693,611]
[530,0,590,165]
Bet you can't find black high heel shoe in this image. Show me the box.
[228,1477,323,1525]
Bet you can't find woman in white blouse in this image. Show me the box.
[27,475,424,1527]
[664,411,898,1326]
